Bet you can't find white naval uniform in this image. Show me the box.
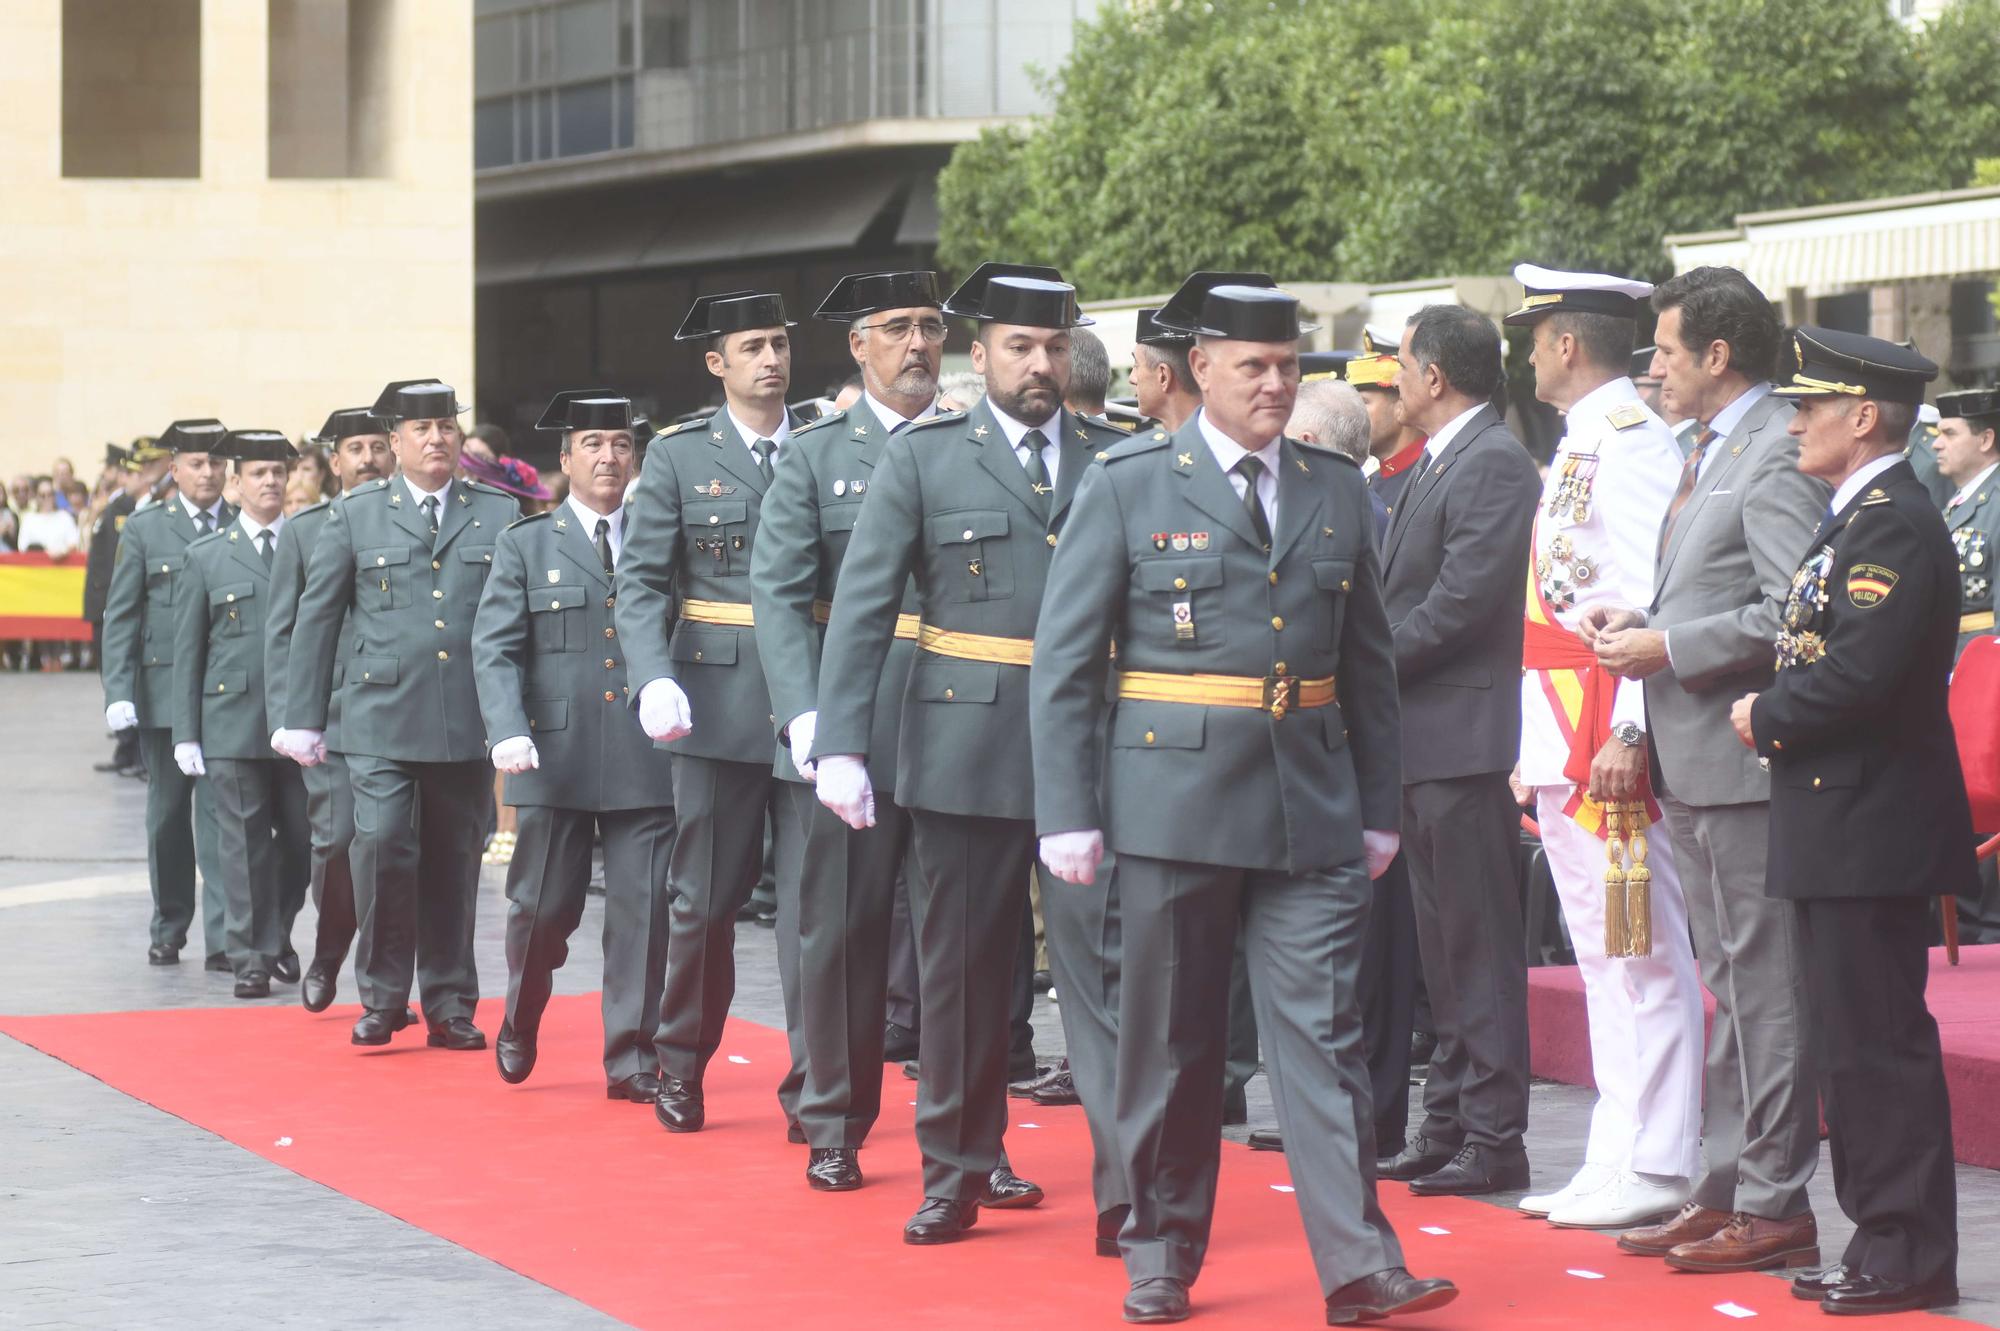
[1520,376,1703,1180]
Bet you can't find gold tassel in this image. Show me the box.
[1603,805,1629,957]
[1624,804,1653,957]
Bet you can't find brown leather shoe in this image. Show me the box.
[1618,1202,1731,1256]
[1665,1211,1818,1274]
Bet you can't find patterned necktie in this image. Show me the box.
[257,530,274,567]
[1234,455,1273,552]
[594,517,614,574]
[751,438,776,486]
[1021,429,1052,521]
[420,495,440,540]
[1659,426,1717,555]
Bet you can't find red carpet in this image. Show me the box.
[1529,944,2000,1170]
[1,997,1972,1329]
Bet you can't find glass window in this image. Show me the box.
[536,89,556,159]
[642,0,691,67]
[558,79,615,156]
[556,0,619,80]
[615,75,635,149]
[475,98,517,167]
[475,16,517,96]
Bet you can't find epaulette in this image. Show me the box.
[188,528,225,549]
[1860,488,1892,507]
[903,410,968,436]
[1100,428,1172,463]
[658,417,707,440]
[292,498,330,518]
[1605,403,1649,432]
[507,509,551,531]
[343,477,391,500]
[794,412,843,435]
[1295,439,1360,466]
[462,478,512,499]
[1086,413,1137,434]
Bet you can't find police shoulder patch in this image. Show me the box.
[1846,562,1899,607]
[1605,403,1648,431]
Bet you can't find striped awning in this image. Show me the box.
[1667,186,2000,295]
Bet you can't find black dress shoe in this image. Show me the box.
[1409,1029,1438,1068]
[1407,1142,1530,1196]
[902,1060,920,1080]
[351,1007,412,1046]
[806,1147,863,1192]
[883,1022,919,1062]
[1031,1068,1081,1106]
[233,970,271,999]
[607,1072,662,1103]
[1123,1277,1190,1324]
[147,943,179,966]
[1792,1264,1857,1301]
[1222,1084,1248,1126]
[271,950,301,984]
[1247,1129,1285,1152]
[495,1029,536,1084]
[654,1077,704,1132]
[903,1197,978,1245]
[982,1165,1044,1209]
[300,961,337,1013]
[426,1017,486,1051]
[1377,1134,1458,1181]
[1033,968,1054,994]
[204,952,231,973]
[1819,1272,1958,1316]
[1096,1204,1129,1258]
[1325,1268,1458,1325]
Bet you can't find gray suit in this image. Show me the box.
[1378,406,1541,1153]
[172,518,310,976]
[1645,388,1826,1219]
[1032,421,1405,1293]
[101,496,231,956]
[473,507,677,1082]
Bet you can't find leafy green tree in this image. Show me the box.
[1912,0,2000,190]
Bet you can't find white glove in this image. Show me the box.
[638,677,693,743]
[1363,829,1401,881]
[816,754,876,829]
[272,727,327,767]
[105,701,137,731]
[786,710,818,783]
[173,741,206,776]
[491,735,540,774]
[1040,829,1105,886]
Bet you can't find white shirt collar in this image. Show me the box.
[1423,402,1487,461]
[726,406,792,456]
[565,492,624,546]
[236,511,283,545]
[1830,453,1905,518]
[1705,380,1774,441]
[985,399,1062,452]
[183,497,225,531]
[404,475,450,506]
[1951,461,2000,508]
[1195,407,1282,472]
[863,390,940,436]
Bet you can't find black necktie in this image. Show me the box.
[194,510,213,537]
[752,438,776,486]
[257,530,274,567]
[1021,429,1052,521]
[594,517,614,574]
[420,496,440,540]
[1234,455,1272,552]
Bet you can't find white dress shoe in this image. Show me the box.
[1546,1171,1690,1229]
[1517,1161,1614,1218]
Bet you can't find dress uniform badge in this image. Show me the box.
[1191,532,1210,550]
[1954,527,1990,601]
[1846,563,1898,608]
[1172,600,1196,642]
[702,479,735,498]
[1546,450,1600,524]
[548,570,561,583]
[1777,547,1836,668]
[1171,533,1190,551]
[1534,533,1596,612]
[833,479,846,496]
[853,480,866,495]
[1152,533,1168,551]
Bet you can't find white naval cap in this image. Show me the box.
[1503,263,1654,325]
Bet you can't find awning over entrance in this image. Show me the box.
[1666,186,2000,295]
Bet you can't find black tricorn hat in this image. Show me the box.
[1153,273,1318,341]
[313,407,390,444]
[675,290,795,342]
[1938,387,2000,423]
[158,419,228,454]
[535,388,638,433]
[215,429,299,463]
[371,380,464,421]
[815,271,942,322]
[1773,327,1938,405]
[942,262,1092,328]
[103,442,129,470]
[1133,307,1193,349]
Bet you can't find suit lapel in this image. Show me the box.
[1384,406,1491,564]
[968,399,1050,528]
[433,480,477,552]
[1655,394,1775,592]
[707,408,771,497]
[1050,411,1095,529]
[1269,440,1325,565]
[554,507,613,587]
[224,517,270,582]
[388,475,438,546]
[1170,417,1263,552]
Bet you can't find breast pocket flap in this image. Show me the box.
[822,503,863,533]
[209,582,256,607]
[686,500,749,528]
[351,656,399,686]
[525,697,570,732]
[670,624,739,665]
[932,510,1009,545]
[1311,557,1356,593]
[1136,557,1223,592]
[460,545,495,565]
[530,585,587,613]
[203,667,248,696]
[357,545,410,569]
[1111,705,1206,749]
[913,660,998,703]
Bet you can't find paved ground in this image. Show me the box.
[3,672,1995,1327]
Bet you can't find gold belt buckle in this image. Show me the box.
[1264,674,1297,718]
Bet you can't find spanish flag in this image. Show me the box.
[0,552,91,640]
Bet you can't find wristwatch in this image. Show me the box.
[1612,721,1644,747]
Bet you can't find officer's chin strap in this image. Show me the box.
[1601,803,1654,958]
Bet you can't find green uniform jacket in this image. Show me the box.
[472,508,677,810]
[101,496,236,727]
[171,518,282,758]
[264,501,356,752]
[285,475,520,762]
[1030,418,1402,872]
[748,400,923,792]
[1944,471,2000,659]
[615,405,800,766]
[810,398,1128,821]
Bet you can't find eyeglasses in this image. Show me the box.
[857,318,949,344]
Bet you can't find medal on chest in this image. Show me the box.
[1546,449,1601,525]
[1954,527,1990,603]
[1776,545,1835,668]
[1533,532,1597,613]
